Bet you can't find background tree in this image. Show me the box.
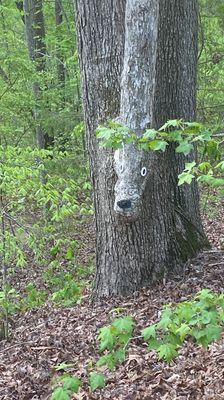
[75,0,209,298]
[55,0,66,96]
[24,0,49,149]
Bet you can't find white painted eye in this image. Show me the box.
[141,167,147,177]
[120,165,124,173]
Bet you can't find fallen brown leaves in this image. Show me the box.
[0,207,223,399]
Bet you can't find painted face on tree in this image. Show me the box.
[114,144,150,220]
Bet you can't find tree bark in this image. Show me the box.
[55,0,66,94]
[152,0,202,228]
[75,0,209,298]
[24,0,53,150]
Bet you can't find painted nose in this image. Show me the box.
[117,199,132,209]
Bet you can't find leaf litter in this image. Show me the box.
[0,202,223,400]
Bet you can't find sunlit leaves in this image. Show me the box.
[96,119,224,189]
[141,289,224,362]
[51,375,82,400]
[97,316,135,370]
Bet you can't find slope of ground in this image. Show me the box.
[0,200,223,400]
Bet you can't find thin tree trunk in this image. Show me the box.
[24,0,53,150]
[55,0,66,94]
[75,0,209,298]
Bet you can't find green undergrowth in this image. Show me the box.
[50,289,224,398]
[0,260,94,319]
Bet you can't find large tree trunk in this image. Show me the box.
[153,0,202,229]
[75,0,209,298]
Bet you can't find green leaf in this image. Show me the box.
[198,162,212,172]
[176,302,196,323]
[114,348,126,363]
[96,126,115,139]
[176,323,191,341]
[176,141,194,155]
[65,248,74,260]
[149,140,168,152]
[168,130,183,141]
[98,326,115,351]
[147,338,161,350]
[112,316,135,335]
[143,129,157,140]
[204,325,222,342]
[89,372,106,391]
[196,289,214,302]
[62,376,82,393]
[54,363,74,371]
[142,324,157,341]
[157,343,178,362]
[159,119,182,131]
[50,245,60,257]
[178,172,194,186]
[184,121,202,132]
[97,349,126,371]
[184,161,196,172]
[51,387,70,400]
[215,161,224,171]
[157,307,173,329]
[97,354,114,369]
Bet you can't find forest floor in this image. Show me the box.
[0,195,224,400]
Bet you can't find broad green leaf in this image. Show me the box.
[176,141,194,155]
[142,324,157,341]
[176,302,196,323]
[196,289,214,301]
[98,326,114,351]
[176,323,191,341]
[184,122,202,133]
[112,316,135,335]
[89,372,106,391]
[143,129,157,140]
[51,387,70,400]
[157,307,172,329]
[114,348,126,363]
[97,354,115,370]
[159,119,182,131]
[147,338,161,350]
[157,343,178,362]
[149,140,168,152]
[197,174,214,184]
[184,161,196,172]
[178,172,194,186]
[203,324,222,342]
[168,130,182,141]
[62,376,82,393]
[211,178,224,187]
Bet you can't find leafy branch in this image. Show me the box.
[96,119,224,188]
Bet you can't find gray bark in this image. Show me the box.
[75,0,209,298]
[114,0,158,219]
[24,0,49,150]
[55,0,66,93]
[153,0,202,228]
